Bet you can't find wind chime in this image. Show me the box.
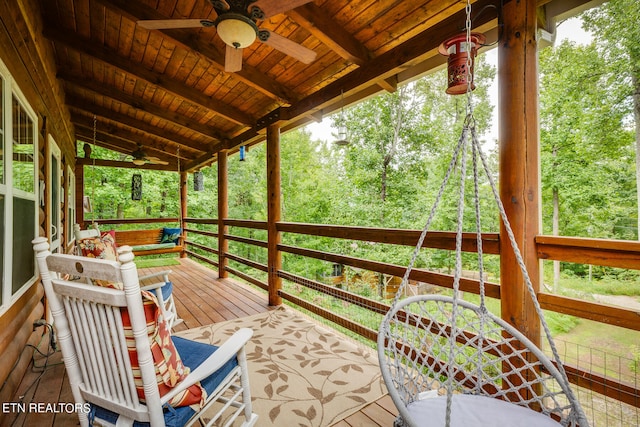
[131,173,142,200]
[333,90,350,146]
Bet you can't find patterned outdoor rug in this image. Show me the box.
[176,307,387,426]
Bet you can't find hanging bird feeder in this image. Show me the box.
[439,32,485,95]
[239,145,246,161]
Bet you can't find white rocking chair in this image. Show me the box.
[73,223,182,329]
[33,237,258,427]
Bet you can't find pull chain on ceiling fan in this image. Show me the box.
[137,0,318,72]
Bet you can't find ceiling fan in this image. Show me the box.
[129,144,169,166]
[137,0,318,72]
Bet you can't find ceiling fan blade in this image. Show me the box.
[261,31,317,64]
[225,45,243,72]
[137,19,213,30]
[249,0,314,18]
[146,157,169,165]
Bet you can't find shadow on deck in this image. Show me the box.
[3,257,395,427]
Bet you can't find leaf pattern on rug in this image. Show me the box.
[177,307,387,426]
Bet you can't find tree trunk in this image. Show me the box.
[553,186,560,292]
[552,144,560,292]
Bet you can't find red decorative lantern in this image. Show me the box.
[439,32,486,95]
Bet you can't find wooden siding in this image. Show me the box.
[0,285,45,406]
[0,0,75,406]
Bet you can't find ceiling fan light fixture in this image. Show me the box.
[132,158,146,166]
[216,14,257,49]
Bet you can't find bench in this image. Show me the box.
[114,228,183,257]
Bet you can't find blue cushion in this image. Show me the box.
[161,228,182,245]
[89,337,238,427]
[160,281,173,302]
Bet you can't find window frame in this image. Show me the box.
[0,58,39,314]
[67,165,76,246]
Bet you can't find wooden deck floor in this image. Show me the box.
[3,257,396,427]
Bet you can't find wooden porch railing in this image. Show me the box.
[180,217,640,412]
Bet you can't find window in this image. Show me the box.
[0,59,38,312]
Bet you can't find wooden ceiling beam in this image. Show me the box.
[42,25,254,127]
[75,129,181,169]
[225,0,499,150]
[71,114,191,164]
[376,76,398,93]
[96,0,297,104]
[66,96,209,154]
[58,72,229,142]
[288,3,371,66]
[283,0,499,122]
[74,127,181,165]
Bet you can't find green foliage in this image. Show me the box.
[539,40,636,241]
[545,312,580,335]
[81,145,180,221]
[631,345,640,374]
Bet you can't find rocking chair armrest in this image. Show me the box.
[140,281,167,293]
[160,328,253,405]
[138,270,171,283]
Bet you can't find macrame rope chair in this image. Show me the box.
[377,3,588,426]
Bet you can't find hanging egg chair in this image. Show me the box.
[377,116,589,427]
[377,4,588,425]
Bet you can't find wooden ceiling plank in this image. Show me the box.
[162,41,191,80]
[58,72,227,141]
[72,0,92,39]
[288,3,371,66]
[66,96,209,154]
[96,0,298,104]
[286,0,499,121]
[43,24,255,126]
[365,1,461,55]
[115,10,137,55]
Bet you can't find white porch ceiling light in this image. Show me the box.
[216,14,257,48]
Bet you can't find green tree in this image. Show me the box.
[81,144,180,222]
[583,0,640,239]
[333,56,497,232]
[539,39,635,286]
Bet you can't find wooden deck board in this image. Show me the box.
[4,257,393,427]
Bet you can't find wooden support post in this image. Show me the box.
[499,0,542,399]
[75,163,85,227]
[267,124,282,306]
[218,150,229,278]
[180,171,188,258]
